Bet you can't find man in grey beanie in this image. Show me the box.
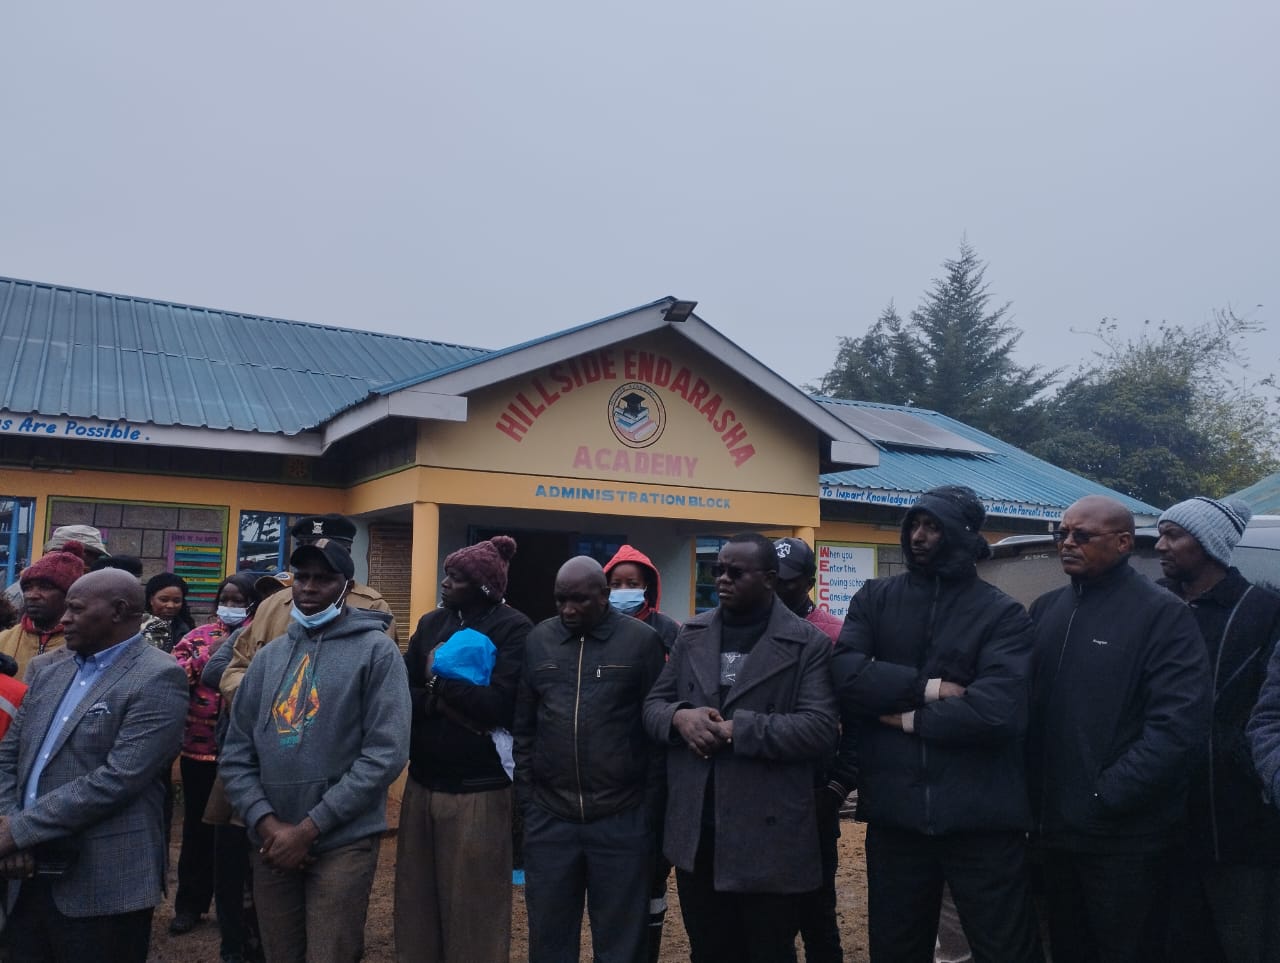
[1157,496,1280,962]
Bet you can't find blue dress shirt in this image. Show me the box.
[24,634,139,809]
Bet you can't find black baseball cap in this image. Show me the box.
[290,538,355,580]
[774,537,816,580]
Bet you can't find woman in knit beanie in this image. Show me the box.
[395,534,533,963]
[442,535,517,603]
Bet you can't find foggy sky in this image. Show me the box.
[3,1,1276,401]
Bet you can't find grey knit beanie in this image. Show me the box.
[1158,496,1253,568]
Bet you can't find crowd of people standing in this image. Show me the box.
[0,490,1277,963]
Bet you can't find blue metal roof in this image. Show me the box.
[373,296,677,395]
[818,398,1161,517]
[1231,471,1280,514]
[0,277,490,435]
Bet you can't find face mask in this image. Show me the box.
[290,589,347,630]
[609,588,646,615]
[217,605,249,626]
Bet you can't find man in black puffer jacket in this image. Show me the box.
[831,485,1043,963]
[1028,495,1211,963]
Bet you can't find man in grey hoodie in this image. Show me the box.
[220,538,410,963]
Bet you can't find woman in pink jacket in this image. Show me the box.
[169,573,260,938]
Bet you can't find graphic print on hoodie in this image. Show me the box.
[274,652,320,747]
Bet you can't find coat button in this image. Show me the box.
[766,703,775,712]
[766,816,777,826]
[688,682,694,691]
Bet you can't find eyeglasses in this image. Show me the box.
[710,563,771,580]
[1052,528,1125,545]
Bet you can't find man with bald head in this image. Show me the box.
[0,569,187,962]
[513,555,666,963]
[1027,496,1211,963]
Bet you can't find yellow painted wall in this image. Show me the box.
[405,466,820,527]
[3,467,348,571]
[419,329,819,496]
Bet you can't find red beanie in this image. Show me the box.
[20,540,87,594]
[443,536,517,600]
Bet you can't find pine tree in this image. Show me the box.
[817,243,1054,445]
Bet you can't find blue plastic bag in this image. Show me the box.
[432,627,497,685]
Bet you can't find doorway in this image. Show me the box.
[470,527,625,623]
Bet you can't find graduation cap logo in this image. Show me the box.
[608,382,666,448]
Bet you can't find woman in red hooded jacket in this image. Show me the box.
[603,544,681,962]
[603,545,680,655]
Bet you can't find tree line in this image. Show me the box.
[815,243,1280,506]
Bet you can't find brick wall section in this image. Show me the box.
[48,498,227,622]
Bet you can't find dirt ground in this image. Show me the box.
[148,807,872,962]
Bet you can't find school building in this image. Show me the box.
[0,276,1158,631]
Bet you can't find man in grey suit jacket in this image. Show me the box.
[643,532,839,963]
[0,569,187,962]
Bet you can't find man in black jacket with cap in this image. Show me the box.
[1029,495,1211,963]
[831,485,1043,963]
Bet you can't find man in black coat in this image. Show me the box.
[1156,497,1280,962]
[831,485,1043,963]
[643,532,838,963]
[1028,495,1211,963]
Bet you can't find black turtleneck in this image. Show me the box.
[719,596,773,701]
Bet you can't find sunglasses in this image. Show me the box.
[1051,528,1125,545]
[710,563,772,580]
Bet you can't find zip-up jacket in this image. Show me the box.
[1028,559,1211,853]
[404,603,532,793]
[1166,571,1280,865]
[831,498,1035,835]
[513,607,665,823]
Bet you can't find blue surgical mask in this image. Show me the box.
[609,588,646,615]
[217,605,249,627]
[290,590,347,630]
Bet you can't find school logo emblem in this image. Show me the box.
[609,382,666,448]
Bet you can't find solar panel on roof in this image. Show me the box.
[821,403,994,454]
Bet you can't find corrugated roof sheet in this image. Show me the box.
[817,398,1161,517]
[1231,471,1280,514]
[0,277,490,435]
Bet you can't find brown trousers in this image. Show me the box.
[252,835,380,963]
[394,776,513,963]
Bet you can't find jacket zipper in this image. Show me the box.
[1039,593,1080,836]
[1208,632,1221,861]
[922,578,940,833]
[573,636,586,822]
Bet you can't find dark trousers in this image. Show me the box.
[675,830,805,963]
[175,756,218,915]
[1163,842,1280,963]
[522,802,651,963]
[214,823,261,960]
[4,877,153,963]
[797,795,843,963]
[1041,847,1172,963]
[865,824,1043,963]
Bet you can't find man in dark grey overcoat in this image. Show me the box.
[643,532,838,963]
